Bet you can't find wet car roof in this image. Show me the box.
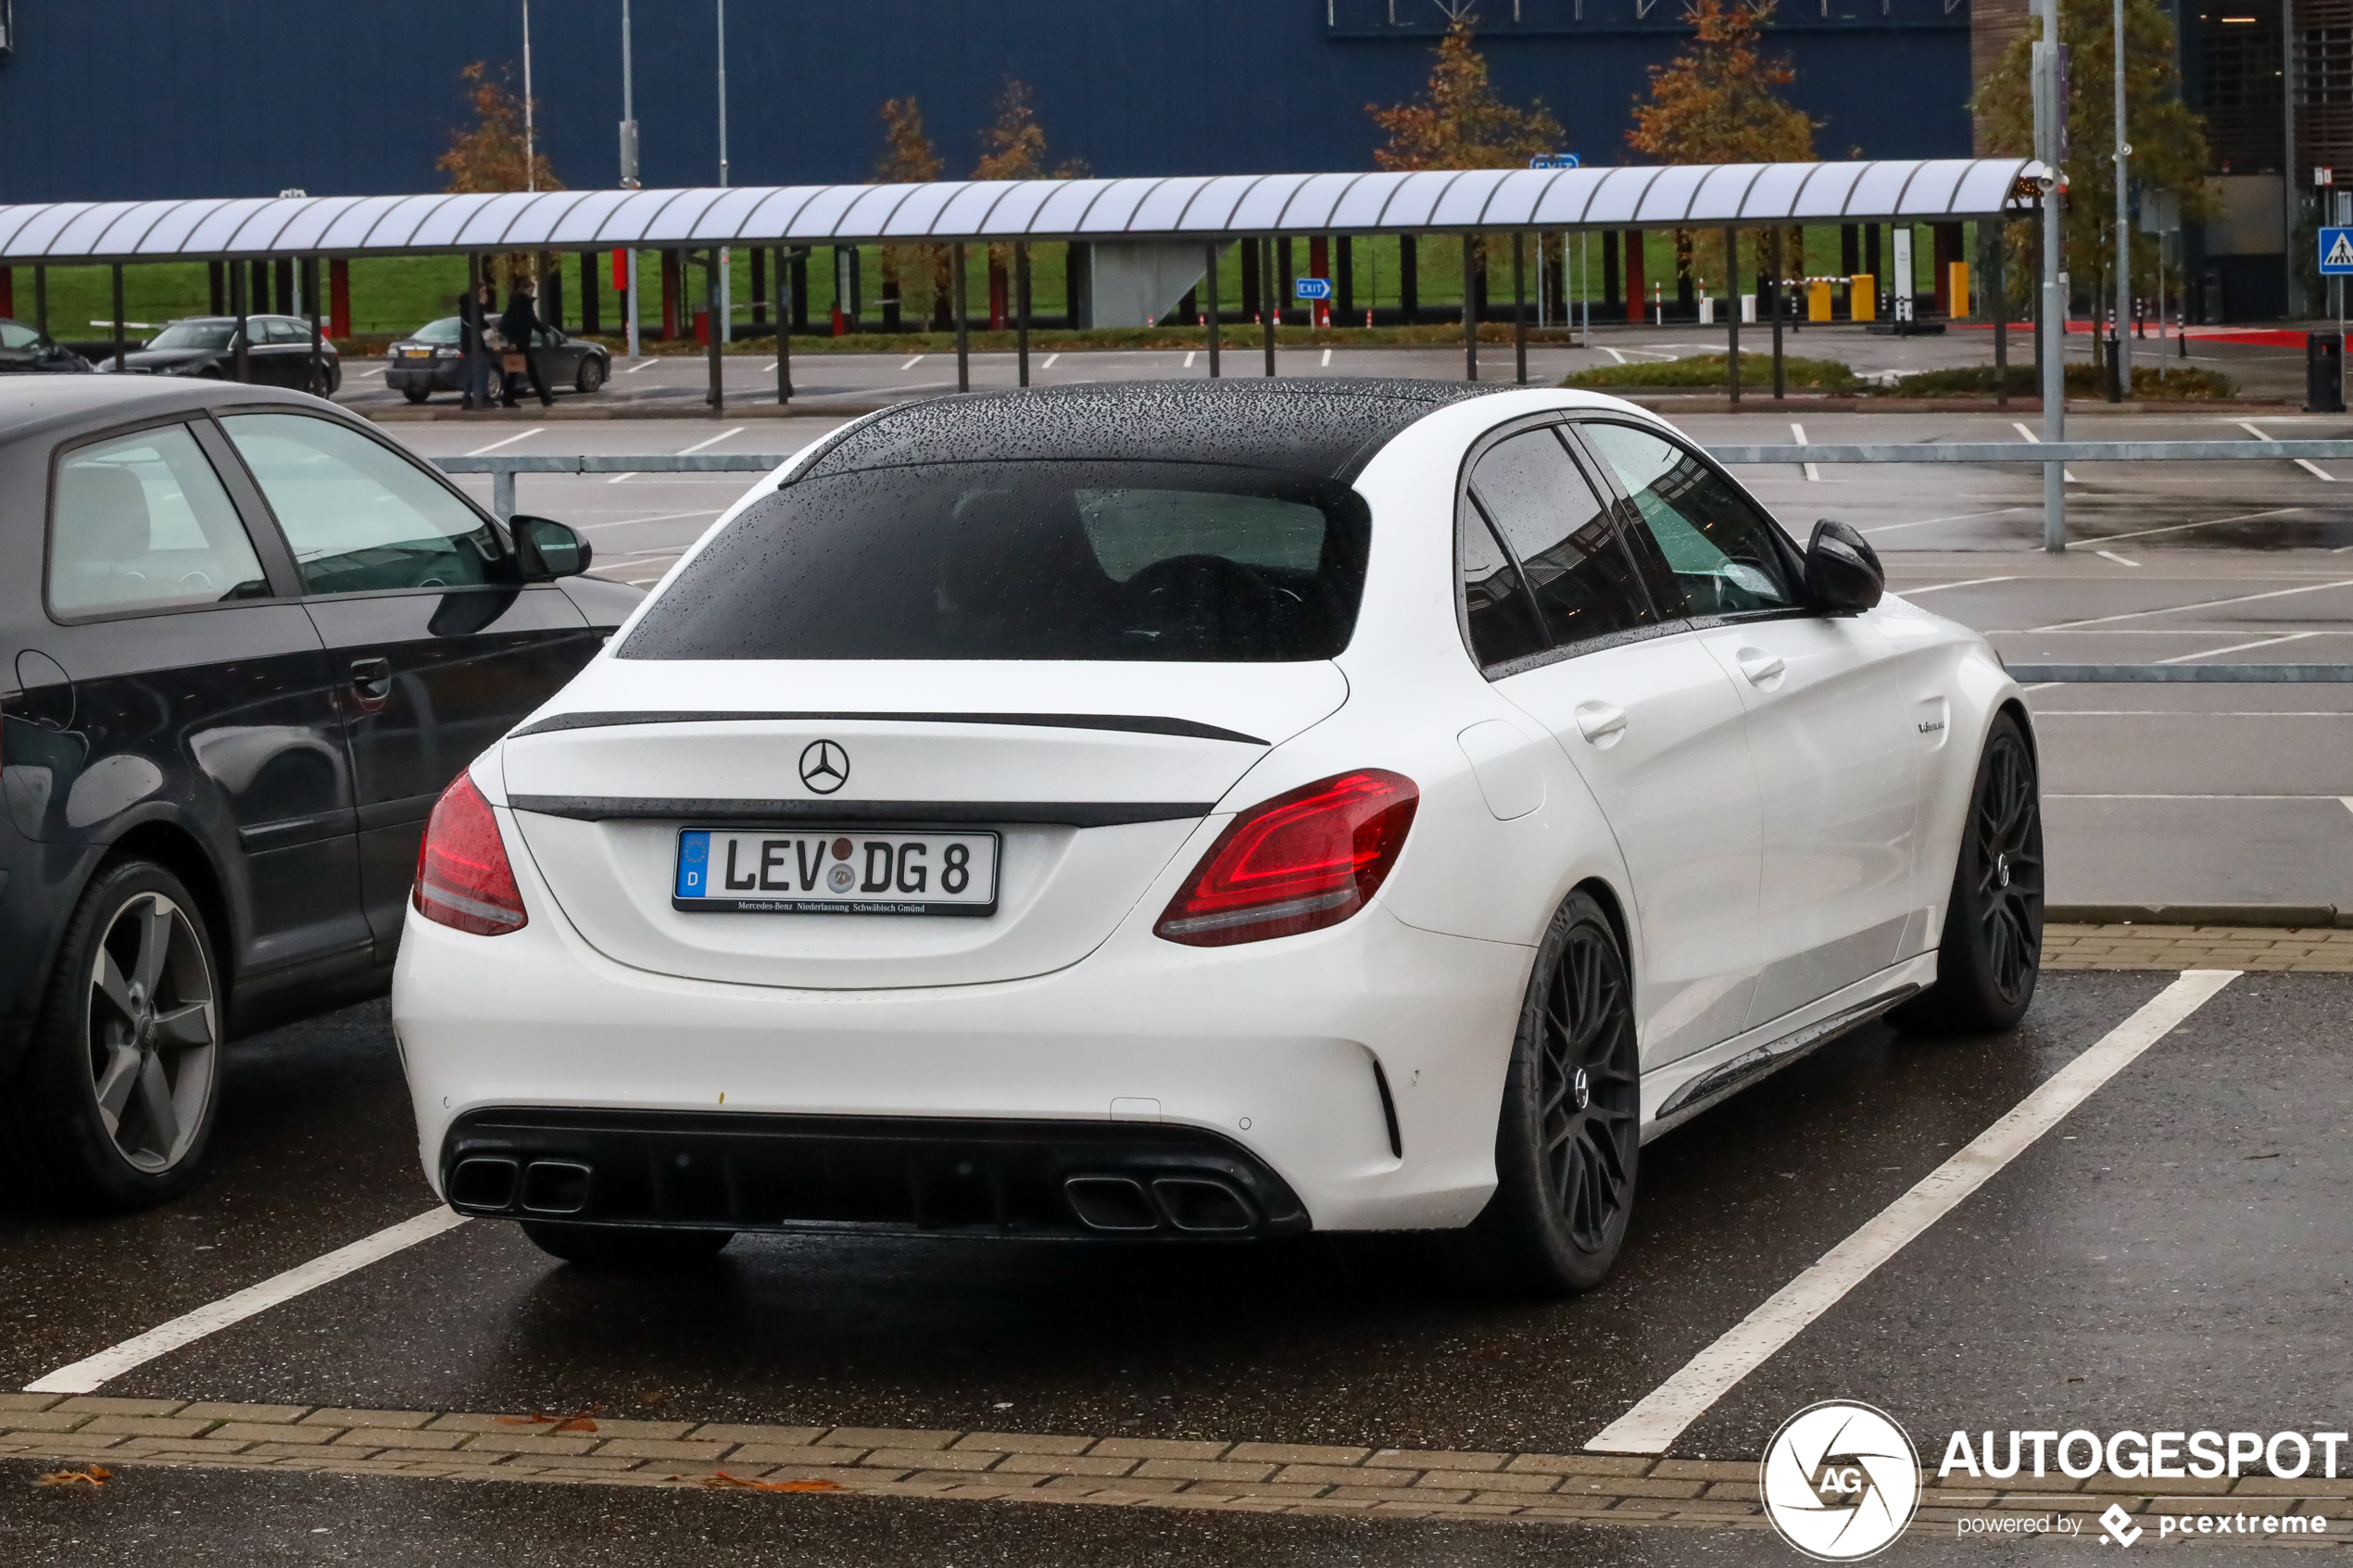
[796,379,1504,482]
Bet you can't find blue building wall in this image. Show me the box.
[0,1,1971,205]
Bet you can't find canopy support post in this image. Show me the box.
[1769,228,1785,401]
[233,260,251,386]
[110,264,125,373]
[953,242,969,393]
[1015,243,1031,387]
[1204,241,1221,378]
[1513,232,1528,384]
[1725,228,1740,404]
[304,256,323,395]
[1263,235,1278,377]
[706,250,724,412]
[1463,233,1478,381]
[1991,220,2009,407]
[775,245,792,403]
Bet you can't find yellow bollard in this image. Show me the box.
[1849,273,1876,322]
[1808,279,1834,322]
[1947,260,1971,320]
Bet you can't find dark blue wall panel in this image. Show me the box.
[0,1,1970,204]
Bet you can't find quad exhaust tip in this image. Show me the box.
[448,1156,591,1215]
[1063,1173,1257,1234]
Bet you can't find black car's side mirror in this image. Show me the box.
[1803,519,1883,614]
[511,515,593,580]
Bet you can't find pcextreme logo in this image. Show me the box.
[1760,1401,1923,1561]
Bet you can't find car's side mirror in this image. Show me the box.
[511,515,592,580]
[1803,519,1883,614]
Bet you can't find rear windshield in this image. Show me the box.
[621,459,1371,662]
[410,318,463,343]
[147,321,233,351]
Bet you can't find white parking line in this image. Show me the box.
[1321,348,1333,367]
[901,355,925,370]
[359,367,384,381]
[1586,971,2237,1455]
[1894,575,2019,596]
[1041,353,1060,369]
[2079,505,2302,547]
[2011,420,2079,483]
[675,426,747,455]
[2342,797,2353,817]
[463,429,541,458]
[1790,421,1818,482]
[1859,507,2029,536]
[2035,577,2353,631]
[1184,351,1197,368]
[2238,419,2336,481]
[24,1208,469,1395]
[623,358,656,372]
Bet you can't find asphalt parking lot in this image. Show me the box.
[5,380,2347,1566]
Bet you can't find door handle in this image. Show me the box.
[1573,700,1629,747]
[348,657,393,713]
[1736,647,1787,688]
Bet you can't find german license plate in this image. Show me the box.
[673,829,999,916]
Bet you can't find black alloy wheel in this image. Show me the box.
[1896,710,2045,1034]
[4,861,222,1209]
[1470,889,1642,1296]
[574,355,606,394]
[520,1221,735,1271]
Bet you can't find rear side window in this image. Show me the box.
[220,413,508,596]
[621,460,1370,662]
[47,424,270,615]
[1457,426,1657,670]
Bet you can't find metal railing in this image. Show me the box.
[432,451,787,522]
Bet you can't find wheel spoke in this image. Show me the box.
[132,1052,182,1159]
[153,1001,212,1049]
[92,948,138,1022]
[131,897,172,994]
[93,1045,141,1134]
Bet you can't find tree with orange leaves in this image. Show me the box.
[1366,20,1562,171]
[436,62,560,295]
[874,97,947,329]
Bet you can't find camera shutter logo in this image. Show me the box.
[1759,1401,1921,1561]
[799,740,849,795]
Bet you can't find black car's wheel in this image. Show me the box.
[1895,710,2044,1034]
[521,1222,734,1270]
[3,861,223,1210]
[574,356,606,394]
[1468,889,1641,1296]
[484,368,509,405]
[401,386,431,405]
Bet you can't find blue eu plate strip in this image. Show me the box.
[675,831,711,898]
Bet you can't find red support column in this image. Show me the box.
[661,250,680,339]
[0,267,12,319]
[328,260,350,338]
[1623,231,1646,324]
[1309,235,1330,327]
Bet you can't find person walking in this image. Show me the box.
[498,275,555,408]
[459,278,495,409]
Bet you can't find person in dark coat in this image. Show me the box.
[497,276,554,408]
[459,279,495,408]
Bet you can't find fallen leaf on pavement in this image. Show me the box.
[699,1471,841,1493]
[35,1466,110,1487]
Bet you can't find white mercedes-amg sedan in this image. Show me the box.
[391,380,2041,1293]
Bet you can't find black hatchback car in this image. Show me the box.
[96,316,342,395]
[0,378,636,1209]
[384,318,610,404]
[1,318,92,374]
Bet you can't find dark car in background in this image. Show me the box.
[385,318,610,404]
[95,316,342,395]
[1,319,92,374]
[0,377,636,1210]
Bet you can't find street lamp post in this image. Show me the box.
[715,1,731,358]
[2113,0,2131,396]
[619,0,640,361]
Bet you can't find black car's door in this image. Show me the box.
[256,319,307,388]
[25,419,370,987]
[535,326,581,386]
[212,409,600,954]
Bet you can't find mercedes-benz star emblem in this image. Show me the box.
[799,739,849,795]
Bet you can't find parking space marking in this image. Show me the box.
[1586,970,2238,1455]
[1894,575,2018,596]
[463,429,541,458]
[23,1209,468,1396]
[2035,577,2353,631]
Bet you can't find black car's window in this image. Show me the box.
[1456,494,1549,670]
[1578,421,1799,619]
[0,321,40,350]
[621,460,1369,662]
[220,413,508,596]
[264,319,308,345]
[413,318,463,344]
[48,424,271,615]
[146,321,234,351]
[1466,427,1656,654]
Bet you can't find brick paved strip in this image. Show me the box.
[5,1403,2352,1548]
[2045,922,2353,972]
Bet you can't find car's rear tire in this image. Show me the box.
[2,861,223,1210]
[1466,889,1641,1297]
[520,1222,734,1270]
[574,356,606,394]
[1894,710,2044,1035]
[401,386,430,405]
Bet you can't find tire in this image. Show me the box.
[574,356,606,395]
[484,368,509,406]
[1466,889,1642,1297]
[401,386,430,405]
[1895,710,2044,1034]
[520,1222,734,1270]
[2,861,224,1210]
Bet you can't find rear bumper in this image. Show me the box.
[393,834,1533,1234]
[385,359,460,389]
[440,1106,1308,1239]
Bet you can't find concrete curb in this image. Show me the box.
[2046,904,2349,930]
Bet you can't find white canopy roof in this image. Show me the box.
[0,159,2044,264]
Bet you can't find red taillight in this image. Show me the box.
[412,771,527,935]
[1155,770,1418,947]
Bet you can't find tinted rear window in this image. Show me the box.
[621,460,1371,662]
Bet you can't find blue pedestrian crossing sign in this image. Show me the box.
[1294,277,1332,300]
[2322,227,2353,274]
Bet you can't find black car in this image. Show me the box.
[1,318,92,374]
[0,377,635,1209]
[96,316,342,395]
[384,317,610,404]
